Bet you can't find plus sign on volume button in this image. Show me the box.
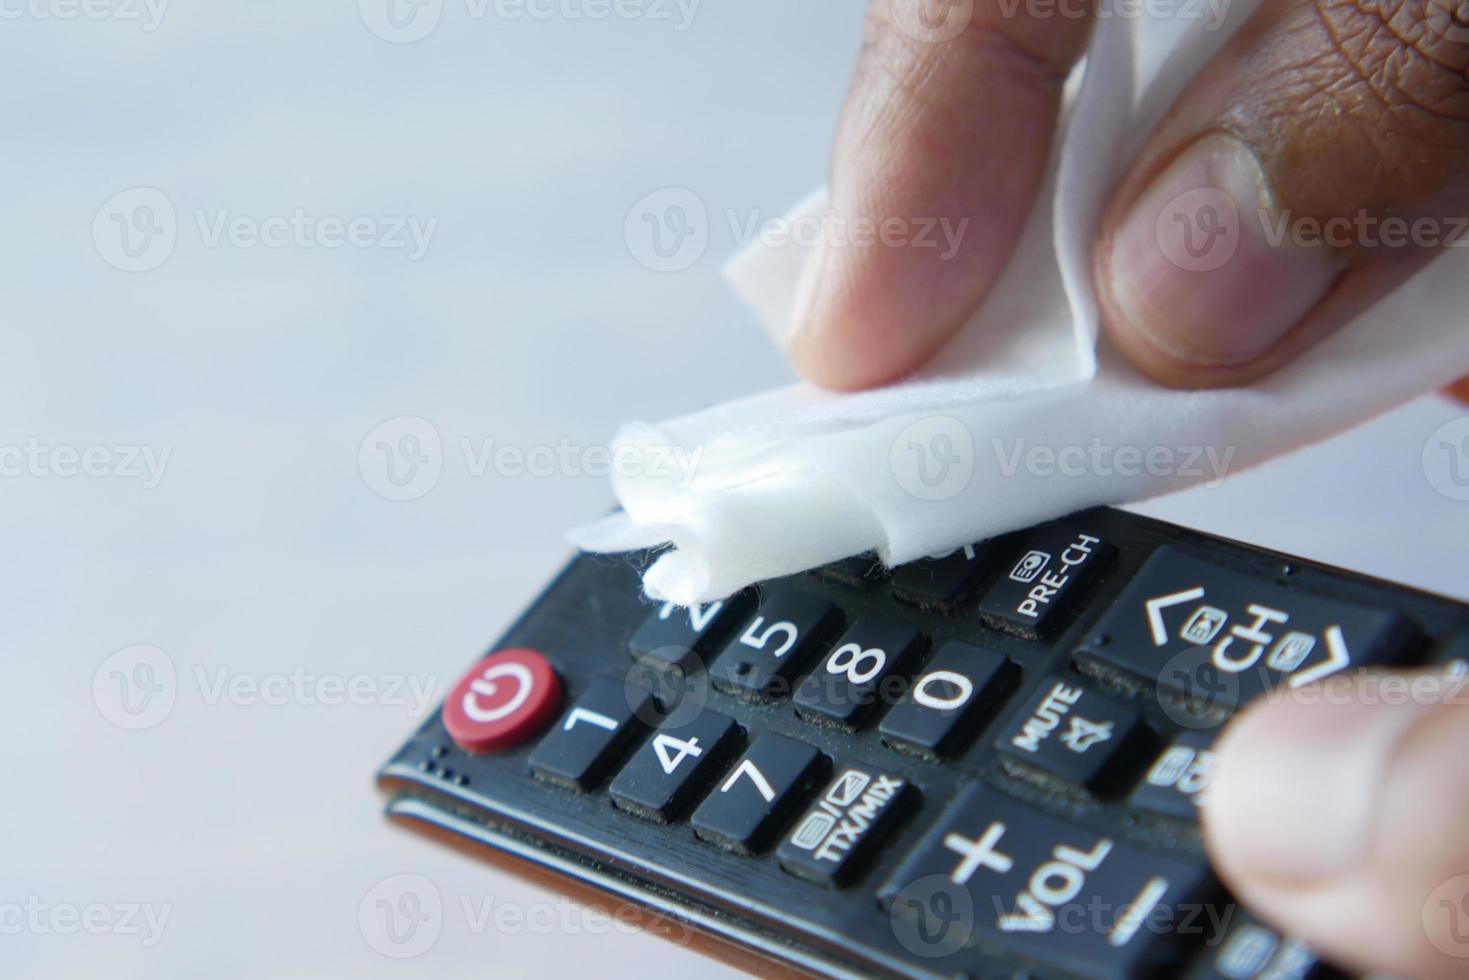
[442,649,564,753]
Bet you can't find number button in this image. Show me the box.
[691,734,828,854]
[814,552,885,587]
[794,618,925,729]
[995,678,1148,792]
[891,542,991,608]
[879,642,1014,759]
[628,593,750,675]
[609,710,741,823]
[709,590,841,702]
[529,680,653,791]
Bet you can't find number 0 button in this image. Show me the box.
[692,734,827,854]
[880,642,1013,759]
[442,648,563,754]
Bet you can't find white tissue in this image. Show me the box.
[570,7,1469,605]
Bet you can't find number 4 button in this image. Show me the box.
[609,710,741,823]
[692,734,827,854]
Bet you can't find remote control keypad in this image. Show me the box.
[385,508,1467,979]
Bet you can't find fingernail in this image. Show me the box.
[1107,134,1341,367]
[1205,688,1437,882]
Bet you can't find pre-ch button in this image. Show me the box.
[442,649,563,753]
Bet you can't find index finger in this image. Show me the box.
[788,0,1095,390]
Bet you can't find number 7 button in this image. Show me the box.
[692,734,827,854]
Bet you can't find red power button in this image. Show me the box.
[442,648,563,753]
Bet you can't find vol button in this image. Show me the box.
[443,648,563,753]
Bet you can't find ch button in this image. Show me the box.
[442,649,563,753]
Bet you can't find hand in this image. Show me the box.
[795,3,1469,975]
[789,0,1469,392]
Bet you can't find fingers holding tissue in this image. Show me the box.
[794,0,1469,392]
[788,1,1469,976]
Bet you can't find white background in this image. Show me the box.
[2,1,1467,977]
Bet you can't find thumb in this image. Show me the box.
[1203,668,1469,979]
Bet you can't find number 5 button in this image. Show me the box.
[609,710,741,823]
[692,734,827,854]
[794,618,925,729]
[710,590,840,702]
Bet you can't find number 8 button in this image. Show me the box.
[794,617,926,730]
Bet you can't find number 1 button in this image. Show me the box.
[609,710,741,823]
[528,680,653,792]
[692,734,827,854]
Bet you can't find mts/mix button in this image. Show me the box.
[880,786,1216,980]
[777,765,911,887]
[979,525,1113,637]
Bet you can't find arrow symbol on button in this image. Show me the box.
[1289,625,1351,688]
[1145,587,1206,646]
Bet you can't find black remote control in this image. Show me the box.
[376,507,1468,979]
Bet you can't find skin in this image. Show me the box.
[791,1,1469,974]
